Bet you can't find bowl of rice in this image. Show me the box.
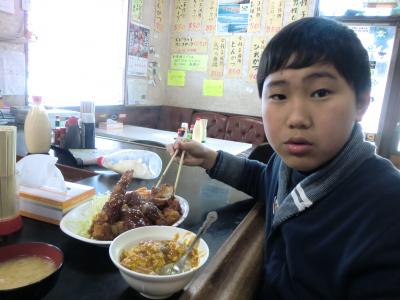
[109,225,209,299]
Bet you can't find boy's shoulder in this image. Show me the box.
[347,154,400,210]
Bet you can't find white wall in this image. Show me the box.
[0,0,25,106]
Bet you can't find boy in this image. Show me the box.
[168,17,400,299]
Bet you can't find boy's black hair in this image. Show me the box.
[257,17,371,104]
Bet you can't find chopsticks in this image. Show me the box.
[155,149,178,188]
[173,151,185,196]
[155,149,185,196]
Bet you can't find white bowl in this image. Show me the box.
[109,226,209,299]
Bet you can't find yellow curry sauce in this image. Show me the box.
[120,239,199,275]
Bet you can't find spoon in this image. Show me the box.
[159,211,218,275]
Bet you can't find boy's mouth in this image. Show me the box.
[284,137,313,155]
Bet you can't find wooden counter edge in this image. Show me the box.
[179,201,265,300]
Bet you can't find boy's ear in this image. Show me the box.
[355,90,371,122]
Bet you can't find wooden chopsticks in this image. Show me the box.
[155,149,185,196]
[155,149,178,188]
[173,150,185,196]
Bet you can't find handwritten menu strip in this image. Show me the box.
[265,0,284,34]
[168,70,186,86]
[208,37,226,79]
[173,0,189,32]
[203,79,224,97]
[227,35,244,78]
[248,0,262,33]
[171,54,208,71]
[131,0,143,22]
[248,37,267,82]
[154,0,165,32]
[288,0,313,23]
[204,0,218,32]
[188,0,205,32]
[171,37,208,54]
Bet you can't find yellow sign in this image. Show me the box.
[131,0,143,22]
[227,35,244,78]
[248,0,262,33]
[204,0,218,32]
[208,36,226,79]
[171,54,208,71]
[248,37,267,81]
[203,80,224,96]
[167,70,186,86]
[173,0,189,32]
[170,37,208,54]
[154,0,165,32]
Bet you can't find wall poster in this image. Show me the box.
[127,22,150,77]
[127,77,147,105]
[217,0,250,33]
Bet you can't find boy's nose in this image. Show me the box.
[286,100,312,129]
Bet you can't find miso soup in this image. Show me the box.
[0,256,56,290]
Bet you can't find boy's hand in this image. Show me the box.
[166,140,218,170]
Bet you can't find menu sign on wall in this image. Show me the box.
[248,0,262,33]
[131,0,143,22]
[171,37,208,54]
[227,35,244,78]
[173,0,189,32]
[204,0,218,32]
[171,54,208,71]
[208,36,226,79]
[266,0,284,34]
[188,0,205,31]
[154,0,165,32]
[248,36,267,81]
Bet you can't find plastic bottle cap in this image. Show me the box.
[97,156,104,166]
[32,96,42,104]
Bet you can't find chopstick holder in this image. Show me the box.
[173,150,185,196]
[155,149,178,188]
[0,126,16,177]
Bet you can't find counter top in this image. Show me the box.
[8,133,258,299]
[96,125,253,156]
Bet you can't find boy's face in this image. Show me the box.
[261,63,369,172]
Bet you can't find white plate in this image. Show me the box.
[60,195,189,247]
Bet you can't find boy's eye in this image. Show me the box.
[269,94,286,101]
[311,89,331,98]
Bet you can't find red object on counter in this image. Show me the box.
[65,116,79,127]
[0,215,23,236]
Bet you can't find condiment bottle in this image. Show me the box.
[64,116,81,149]
[186,124,193,140]
[24,96,52,154]
[181,122,188,138]
[55,115,61,127]
[192,118,204,143]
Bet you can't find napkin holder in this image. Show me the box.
[19,182,96,224]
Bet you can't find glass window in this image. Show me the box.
[348,25,396,134]
[318,0,400,17]
[27,0,128,106]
